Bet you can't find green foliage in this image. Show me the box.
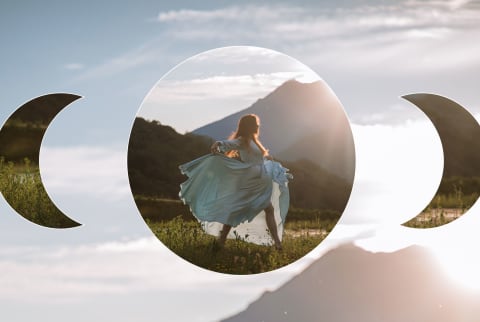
[134,197,341,224]
[148,216,326,274]
[128,118,214,198]
[404,176,480,228]
[0,157,78,228]
[288,206,341,222]
[134,196,193,221]
[0,123,44,163]
[403,209,459,228]
[283,158,351,211]
[437,176,480,198]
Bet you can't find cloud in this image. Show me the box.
[64,63,84,70]
[154,2,480,74]
[137,46,321,133]
[0,235,322,303]
[406,0,475,10]
[157,6,302,24]
[40,146,130,201]
[155,2,480,36]
[72,1,480,99]
[139,73,318,127]
[144,72,315,105]
[342,118,444,225]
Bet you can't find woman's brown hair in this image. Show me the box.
[226,114,268,158]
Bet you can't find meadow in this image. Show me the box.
[135,189,479,273]
[404,182,479,228]
[148,216,326,274]
[0,157,77,228]
[136,197,336,274]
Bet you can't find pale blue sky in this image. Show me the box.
[1,1,480,321]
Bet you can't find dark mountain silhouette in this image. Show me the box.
[406,94,480,178]
[127,117,213,198]
[284,158,351,211]
[193,80,355,181]
[128,118,351,212]
[3,94,76,126]
[222,244,480,322]
[0,93,79,163]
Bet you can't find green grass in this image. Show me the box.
[134,196,337,273]
[134,196,341,222]
[403,191,479,228]
[147,216,326,274]
[0,157,78,228]
[403,207,464,228]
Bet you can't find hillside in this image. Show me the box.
[0,93,79,163]
[222,244,480,322]
[407,94,480,178]
[127,117,213,198]
[128,117,351,211]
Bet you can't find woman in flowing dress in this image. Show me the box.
[179,114,291,250]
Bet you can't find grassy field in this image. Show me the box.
[148,216,326,274]
[403,207,467,228]
[403,192,479,228]
[0,157,78,228]
[133,196,338,273]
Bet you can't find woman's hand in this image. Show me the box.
[211,142,220,154]
[264,154,273,161]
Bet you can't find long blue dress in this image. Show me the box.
[179,138,292,245]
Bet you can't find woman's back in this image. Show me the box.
[219,138,264,165]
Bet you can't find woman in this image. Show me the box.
[179,114,291,250]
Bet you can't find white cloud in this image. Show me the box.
[0,235,322,305]
[157,5,302,24]
[138,46,321,133]
[154,2,480,75]
[39,146,130,201]
[139,72,313,132]
[406,0,475,10]
[64,63,84,70]
[72,2,480,95]
[145,72,314,104]
[342,118,444,226]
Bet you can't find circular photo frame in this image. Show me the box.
[128,46,355,274]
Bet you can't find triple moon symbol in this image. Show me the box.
[402,93,480,228]
[0,93,82,228]
[1,92,478,232]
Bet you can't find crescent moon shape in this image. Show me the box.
[0,93,82,228]
[402,93,480,228]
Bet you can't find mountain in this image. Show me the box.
[406,94,480,178]
[128,118,351,211]
[193,80,355,181]
[127,117,214,198]
[222,244,480,322]
[0,94,77,163]
[284,158,351,211]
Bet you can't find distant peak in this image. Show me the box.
[262,79,326,101]
[278,78,319,87]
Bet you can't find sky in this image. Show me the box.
[138,46,321,133]
[1,1,480,321]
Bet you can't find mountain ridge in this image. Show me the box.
[222,243,480,322]
[193,79,355,181]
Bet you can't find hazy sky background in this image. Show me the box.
[1,1,480,321]
[138,46,321,133]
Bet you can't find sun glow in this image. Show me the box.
[422,214,480,292]
[431,244,480,291]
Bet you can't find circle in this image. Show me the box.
[127,46,355,274]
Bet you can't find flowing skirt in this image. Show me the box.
[179,154,291,245]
